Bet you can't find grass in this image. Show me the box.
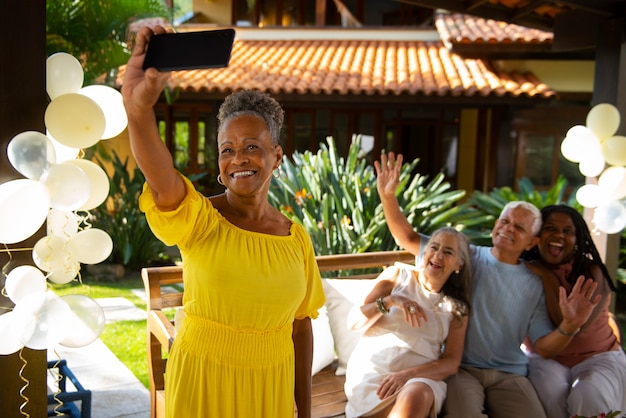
[51,272,151,389]
[101,320,149,388]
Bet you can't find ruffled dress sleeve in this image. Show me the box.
[138,174,210,248]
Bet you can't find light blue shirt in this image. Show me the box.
[417,237,553,376]
[463,245,553,375]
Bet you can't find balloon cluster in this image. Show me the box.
[0,52,128,354]
[561,103,626,234]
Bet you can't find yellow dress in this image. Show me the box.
[139,176,325,418]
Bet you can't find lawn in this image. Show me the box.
[51,272,152,388]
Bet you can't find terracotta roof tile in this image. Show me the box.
[118,38,555,99]
[435,12,553,45]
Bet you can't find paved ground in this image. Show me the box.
[47,295,150,418]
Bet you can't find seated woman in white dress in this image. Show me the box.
[344,227,472,418]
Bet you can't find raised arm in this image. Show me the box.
[534,276,600,358]
[527,261,610,331]
[374,152,422,255]
[121,26,186,211]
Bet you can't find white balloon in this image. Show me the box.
[601,135,626,167]
[60,294,105,348]
[598,166,626,200]
[560,125,599,163]
[46,53,84,100]
[4,265,47,304]
[0,179,50,244]
[64,159,110,211]
[7,131,56,180]
[47,261,81,285]
[68,228,113,264]
[575,184,606,208]
[11,291,72,350]
[586,103,621,141]
[79,85,128,139]
[594,200,626,234]
[44,93,106,148]
[0,313,25,355]
[40,162,91,211]
[32,235,74,273]
[47,132,79,163]
[47,209,79,238]
[579,152,606,178]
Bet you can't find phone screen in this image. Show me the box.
[142,29,236,71]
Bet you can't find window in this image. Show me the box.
[155,104,218,194]
[515,131,582,189]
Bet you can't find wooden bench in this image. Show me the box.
[141,250,414,418]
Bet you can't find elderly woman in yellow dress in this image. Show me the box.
[122,25,324,418]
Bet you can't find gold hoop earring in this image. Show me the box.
[273,168,281,178]
[217,174,224,186]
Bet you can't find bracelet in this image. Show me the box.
[376,297,389,315]
[556,326,579,337]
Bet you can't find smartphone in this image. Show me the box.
[142,28,236,71]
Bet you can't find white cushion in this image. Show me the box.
[322,279,374,375]
[311,306,336,375]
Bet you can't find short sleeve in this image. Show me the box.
[292,224,325,320]
[138,174,212,248]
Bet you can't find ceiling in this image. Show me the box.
[399,0,626,36]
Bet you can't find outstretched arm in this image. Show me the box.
[121,26,186,211]
[374,152,422,255]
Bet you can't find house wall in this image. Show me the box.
[192,0,232,25]
[497,60,594,93]
[457,109,478,196]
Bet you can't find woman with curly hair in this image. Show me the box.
[523,204,626,418]
[122,26,324,418]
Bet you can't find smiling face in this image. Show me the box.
[491,206,539,262]
[217,114,283,195]
[421,232,464,292]
[537,211,577,267]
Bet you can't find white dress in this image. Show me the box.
[344,265,455,418]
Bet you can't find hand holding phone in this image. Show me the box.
[142,29,236,71]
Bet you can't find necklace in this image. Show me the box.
[414,270,445,354]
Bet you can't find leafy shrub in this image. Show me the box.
[466,175,579,246]
[86,151,171,271]
[268,136,487,256]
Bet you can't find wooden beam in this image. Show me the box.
[553,10,601,51]
[0,1,48,416]
[316,0,327,26]
[587,16,626,307]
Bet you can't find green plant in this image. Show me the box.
[46,0,169,84]
[466,175,579,246]
[86,151,170,271]
[268,136,487,257]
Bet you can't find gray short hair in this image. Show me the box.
[500,201,542,235]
